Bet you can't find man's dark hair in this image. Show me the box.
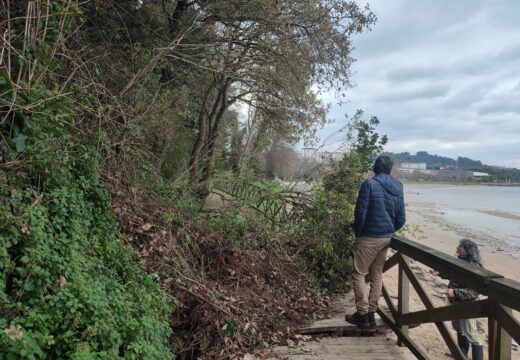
[373,155,393,175]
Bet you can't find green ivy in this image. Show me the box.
[1,76,174,359]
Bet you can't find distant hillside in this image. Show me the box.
[387,151,455,169]
[384,151,520,182]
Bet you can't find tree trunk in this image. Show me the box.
[165,0,191,36]
[189,76,229,191]
[188,84,213,183]
[198,78,231,198]
[239,104,261,176]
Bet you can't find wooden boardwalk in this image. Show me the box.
[270,295,415,360]
[270,337,416,359]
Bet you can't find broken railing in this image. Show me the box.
[380,236,520,360]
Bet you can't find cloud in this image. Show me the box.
[478,100,520,116]
[386,66,445,82]
[314,0,520,168]
[375,83,450,102]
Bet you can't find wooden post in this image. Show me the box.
[489,305,513,360]
[490,316,499,360]
[398,254,410,346]
[499,306,513,360]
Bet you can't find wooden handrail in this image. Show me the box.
[380,236,520,360]
[488,278,520,311]
[391,236,504,293]
[398,253,466,360]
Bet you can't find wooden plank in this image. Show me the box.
[391,236,503,294]
[299,316,388,335]
[382,283,398,320]
[400,255,466,360]
[397,255,410,346]
[383,251,400,272]
[398,299,490,325]
[377,308,429,360]
[488,278,520,312]
[271,337,417,360]
[489,316,499,360]
[491,304,514,360]
[493,303,520,349]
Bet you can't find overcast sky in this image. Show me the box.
[317,0,520,168]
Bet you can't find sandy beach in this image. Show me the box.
[381,184,520,359]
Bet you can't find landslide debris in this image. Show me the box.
[114,199,336,359]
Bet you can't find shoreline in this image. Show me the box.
[402,192,520,279]
[401,181,520,188]
[479,210,520,221]
[404,183,520,257]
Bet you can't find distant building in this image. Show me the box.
[436,170,473,181]
[394,167,437,177]
[302,147,316,159]
[301,148,344,163]
[400,162,427,170]
[394,162,491,182]
[324,151,343,162]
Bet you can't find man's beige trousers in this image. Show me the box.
[352,236,391,315]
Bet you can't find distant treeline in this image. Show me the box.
[385,151,520,182]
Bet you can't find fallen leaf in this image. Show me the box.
[59,275,68,288]
[3,324,23,341]
[140,223,152,231]
[20,224,30,234]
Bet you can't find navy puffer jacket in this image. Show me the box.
[354,174,406,238]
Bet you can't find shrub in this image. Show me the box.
[293,183,355,291]
[0,77,174,358]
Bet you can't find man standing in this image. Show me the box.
[345,155,405,328]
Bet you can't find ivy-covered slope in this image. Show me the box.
[0,74,174,358]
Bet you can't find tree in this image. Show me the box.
[176,0,376,197]
[323,109,387,200]
[264,145,301,180]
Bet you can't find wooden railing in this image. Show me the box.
[380,236,520,360]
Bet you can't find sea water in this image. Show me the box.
[405,185,520,248]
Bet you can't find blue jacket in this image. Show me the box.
[354,174,406,238]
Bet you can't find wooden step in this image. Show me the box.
[299,307,389,336]
[270,336,416,359]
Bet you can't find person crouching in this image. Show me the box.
[431,238,484,360]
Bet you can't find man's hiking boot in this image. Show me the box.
[368,311,377,328]
[345,312,370,328]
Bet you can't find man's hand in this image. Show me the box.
[445,289,455,298]
[429,269,440,276]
